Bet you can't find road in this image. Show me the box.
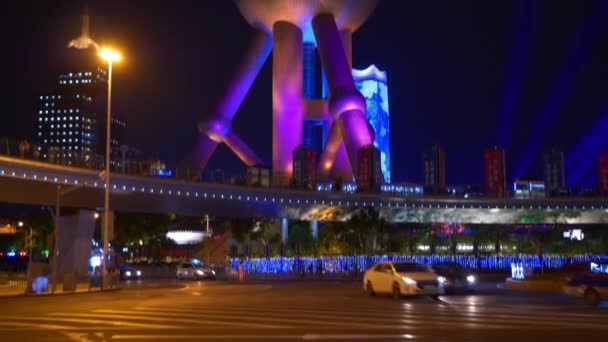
[0,280,606,341]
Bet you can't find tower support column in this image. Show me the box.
[272,21,303,186]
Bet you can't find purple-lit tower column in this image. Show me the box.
[193,32,273,173]
[272,22,304,186]
[313,13,374,177]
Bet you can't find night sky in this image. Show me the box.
[2,0,608,189]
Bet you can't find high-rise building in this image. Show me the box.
[598,154,608,196]
[302,42,328,100]
[422,144,446,194]
[357,144,383,192]
[484,146,507,197]
[302,119,324,163]
[36,9,126,169]
[353,65,390,183]
[543,149,566,196]
[292,145,316,189]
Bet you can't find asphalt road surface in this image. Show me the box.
[0,280,606,341]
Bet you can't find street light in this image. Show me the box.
[98,47,121,289]
[18,221,33,293]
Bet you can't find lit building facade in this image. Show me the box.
[292,145,317,189]
[36,10,128,170]
[422,144,446,194]
[513,178,546,198]
[599,154,608,196]
[543,149,566,196]
[484,146,507,197]
[353,65,390,183]
[357,144,383,192]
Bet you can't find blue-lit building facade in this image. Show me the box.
[353,65,391,183]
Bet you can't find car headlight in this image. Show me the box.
[125,271,132,277]
[196,270,204,275]
[211,270,216,275]
[467,275,476,284]
[437,276,446,284]
[136,270,142,277]
[403,277,417,285]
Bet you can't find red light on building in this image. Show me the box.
[293,145,317,190]
[484,146,507,198]
[599,154,608,196]
[357,145,384,192]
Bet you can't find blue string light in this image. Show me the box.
[229,254,608,274]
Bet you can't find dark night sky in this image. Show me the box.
[2,0,608,188]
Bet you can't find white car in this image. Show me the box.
[363,261,444,299]
[176,263,216,280]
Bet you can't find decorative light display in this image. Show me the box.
[229,254,608,274]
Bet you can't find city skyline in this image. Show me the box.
[2,1,608,188]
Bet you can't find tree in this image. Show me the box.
[345,207,387,254]
[113,212,173,260]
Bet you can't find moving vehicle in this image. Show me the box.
[431,262,476,293]
[363,261,444,299]
[563,261,608,306]
[119,264,142,281]
[177,262,216,280]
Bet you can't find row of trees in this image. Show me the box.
[227,208,608,257]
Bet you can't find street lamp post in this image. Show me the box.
[17,221,32,263]
[98,48,121,289]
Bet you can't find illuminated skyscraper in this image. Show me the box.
[543,149,566,196]
[422,144,446,194]
[484,146,507,197]
[353,65,390,183]
[36,8,126,169]
[357,144,383,192]
[598,154,608,196]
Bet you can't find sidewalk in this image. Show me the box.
[0,280,120,297]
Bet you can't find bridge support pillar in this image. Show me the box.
[310,220,319,241]
[52,210,97,290]
[280,218,289,245]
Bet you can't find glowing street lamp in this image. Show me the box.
[98,47,121,289]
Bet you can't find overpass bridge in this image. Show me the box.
[1,156,607,225]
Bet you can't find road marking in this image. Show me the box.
[302,334,416,340]
[91,310,290,329]
[110,334,417,340]
[127,305,608,330]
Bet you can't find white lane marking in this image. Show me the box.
[132,305,608,325]
[125,306,608,330]
[89,310,289,329]
[38,313,176,329]
[303,334,416,340]
[0,320,73,330]
[111,334,416,340]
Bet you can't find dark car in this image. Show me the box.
[119,264,142,281]
[563,261,608,306]
[431,262,476,293]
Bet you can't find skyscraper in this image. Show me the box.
[484,146,507,197]
[422,144,446,194]
[543,149,566,196]
[598,154,608,196]
[302,42,328,99]
[36,9,126,169]
[292,145,317,189]
[353,65,390,183]
[357,144,383,192]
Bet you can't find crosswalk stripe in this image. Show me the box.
[53,310,283,329]
[0,314,172,329]
[121,307,606,330]
[132,305,608,325]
